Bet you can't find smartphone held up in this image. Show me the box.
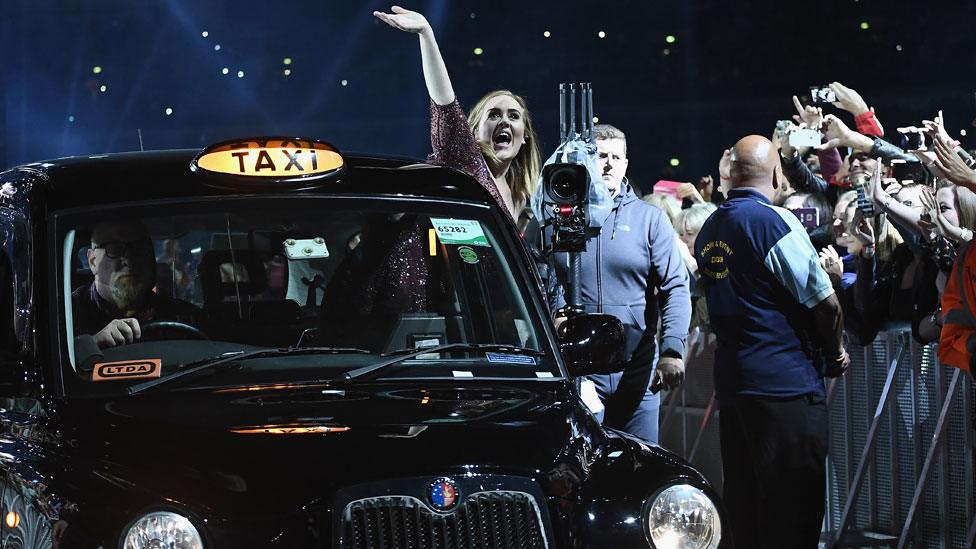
[791,207,820,230]
[789,128,822,148]
[809,85,837,105]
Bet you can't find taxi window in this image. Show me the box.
[58,198,555,393]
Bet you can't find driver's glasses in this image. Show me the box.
[93,240,153,259]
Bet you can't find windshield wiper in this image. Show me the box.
[338,343,545,383]
[127,347,372,395]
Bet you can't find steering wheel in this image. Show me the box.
[139,320,209,341]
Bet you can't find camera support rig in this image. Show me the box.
[541,82,599,316]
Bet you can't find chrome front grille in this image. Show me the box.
[341,490,547,549]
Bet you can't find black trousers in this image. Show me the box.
[719,394,828,549]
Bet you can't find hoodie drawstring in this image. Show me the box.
[610,205,621,240]
[610,180,628,240]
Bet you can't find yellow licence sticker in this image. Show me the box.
[92,359,162,382]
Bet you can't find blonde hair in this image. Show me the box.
[467,90,541,210]
[642,194,681,227]
[843,201,903,263]
[876,215,904,263]
[675,203,717,237]
[937,179,976,229]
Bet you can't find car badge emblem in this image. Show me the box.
[428,478,460,511]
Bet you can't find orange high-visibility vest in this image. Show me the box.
[939,242,976,374]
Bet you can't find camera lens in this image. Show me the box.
[551,174,576,201]
[543,163,588,206]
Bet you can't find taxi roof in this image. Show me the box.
[15,149,498,211]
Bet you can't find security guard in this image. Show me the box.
[695,135,849,549]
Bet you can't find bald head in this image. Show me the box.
[730,135,780,194]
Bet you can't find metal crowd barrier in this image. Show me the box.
[658,328,976,548]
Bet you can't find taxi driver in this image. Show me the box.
[72,220,201,348]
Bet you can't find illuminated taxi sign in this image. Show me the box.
[192,137,343,180]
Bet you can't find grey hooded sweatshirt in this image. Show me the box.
[555,181,691,369]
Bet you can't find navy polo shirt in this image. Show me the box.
[695,188,834,404]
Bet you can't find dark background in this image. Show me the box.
[4,0,976,192]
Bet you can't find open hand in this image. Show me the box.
[865,162,890,207]
[933,136,976,190]
[373,5,431,34]
[921,188,969,242]
[921,111,951,143]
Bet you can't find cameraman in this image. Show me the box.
[552,124,691,445]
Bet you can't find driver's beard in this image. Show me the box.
[110,273,150,315]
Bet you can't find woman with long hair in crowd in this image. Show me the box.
[849,177,976,345]
[839,187,907,344]
[674,203,717,331]
[374,6,541,223]
[913,180,976,342]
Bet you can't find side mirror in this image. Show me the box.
[558,313,626,377]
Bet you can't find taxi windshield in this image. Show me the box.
[58,197,556,395]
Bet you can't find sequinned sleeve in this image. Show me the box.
[427,99,508,215]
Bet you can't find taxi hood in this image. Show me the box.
[54,380,597,517]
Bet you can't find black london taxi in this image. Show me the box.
[0,138,725,548]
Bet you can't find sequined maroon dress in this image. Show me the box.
[321,99,508,334]
[427,99,509,213]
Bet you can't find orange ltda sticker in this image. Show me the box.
[92,359,162,382]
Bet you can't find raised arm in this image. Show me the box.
[374,6,455,105]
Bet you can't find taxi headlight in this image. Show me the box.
[644,484,721,549]
[122,511,204,549]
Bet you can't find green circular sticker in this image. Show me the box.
[458,246,479,264]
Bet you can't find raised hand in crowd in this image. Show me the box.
[775,121,798,158]
[850,209,876,253]
[697,175,714,202]
[922,111,952,144]
[792,95,824,128]
[818,245,843,288]
[820,114,874,152]
[933,134,976,191]
[717,148,732,196]
[676,182,706,204]
[920,189,973,243]
[828,82,871,116]
[834,154,851,184]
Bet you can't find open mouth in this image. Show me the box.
[492,129,513,148]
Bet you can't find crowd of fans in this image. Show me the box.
[638,81,976,353]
